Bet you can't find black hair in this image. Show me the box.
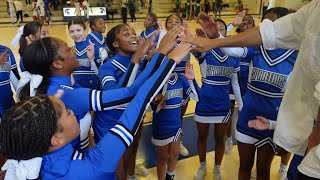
[68,16,86,29]
[19,21,42,56]
[106,24,127,54]
[165,14,182,29]
[19,37,62,100]
[146,13,159,30]
[215,18,227,35]
[262,7,289,21]
[0,95,63,160]
[89,17,104,31]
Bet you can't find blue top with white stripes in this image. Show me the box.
[242,46,298,114]
[86,31,108,67]
[0,45,19,116]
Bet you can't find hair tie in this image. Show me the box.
[10,26,24,47]
[16,71,43,97]
[1,157,42,180]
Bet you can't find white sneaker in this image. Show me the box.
[278,168,287,180]
[251,169,257,179]
[214,166,223,180]
[214,171,223,180]
[179,141,189,156]
[224,138,233,155]
[135,164,149,177]
[194,166,206,180]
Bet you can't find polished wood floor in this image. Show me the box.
[0,16,286,180]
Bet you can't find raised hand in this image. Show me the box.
[181,61,195,80]
[87,39,95,60]
[196,12,218,39]
[153,94,166,108]
[0,50,9,65]
[182,20,191,36]
[132,31,159,63]
[195,28,208,38]
[157,26,183,55]
[232,10,246,26]
[247,116,269,130]
[167,43,193,65]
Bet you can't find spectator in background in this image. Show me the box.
[44,0,51,24]
[106,3,114,19]
[121,0,128,24]
[26,0,31,5]
[14,0,23,25]
[136,0,142,14]
[128,0,136,23]
[215,0,222,18]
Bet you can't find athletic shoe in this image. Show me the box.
[135,164,149,177]
[194,165,206,180]
[278,168,287,180]
[179,141,189,156]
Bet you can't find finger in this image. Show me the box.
[248,120,256,128]
[25,36,32,46]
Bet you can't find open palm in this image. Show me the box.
[181,61,195,80]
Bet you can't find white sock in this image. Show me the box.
[280,163,287,171]
[200,161,206,169]
[214,164,221,173]
[167,171,175,176]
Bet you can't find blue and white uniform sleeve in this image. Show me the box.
[183,77,200,103]
[62,53,166,115]
[231,61,243,110]
[9,49,19,89]
[86,56,176,172]
[98,64,118,90]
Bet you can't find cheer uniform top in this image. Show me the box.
[140,26,160,45]
[73,40,99,89]
[94,53,157,143]
[41,54,177,180]
[235,46,297,151]
[0,46,19,118]
[86,31,108,67]
[151,73,199,146]
[194,48,241,123]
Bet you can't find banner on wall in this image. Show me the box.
[63,7,107,21]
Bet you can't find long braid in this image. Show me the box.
[0,95,62,160]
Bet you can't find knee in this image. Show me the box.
[169,150,179,161]
[157,155,168,165]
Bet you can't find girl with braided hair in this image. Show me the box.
[0,48,189,179]
[2,30,192,180]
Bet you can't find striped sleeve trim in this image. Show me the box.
[101,75,116,87]
[109,124,134,147]
[90,90,102,111]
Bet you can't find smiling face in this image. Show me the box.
[113,25,139,55]
[92,18,106,34]
[53,38,79,74]
[68,24,86,43]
